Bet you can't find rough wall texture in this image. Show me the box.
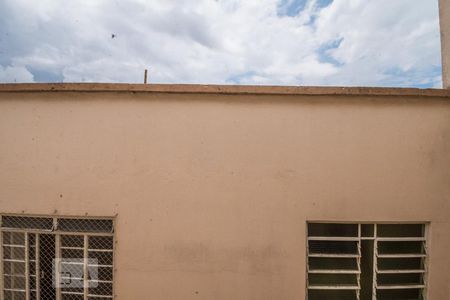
[441,0,450,89]
[0,89,449,299]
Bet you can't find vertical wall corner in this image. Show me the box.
[440,0,450,89]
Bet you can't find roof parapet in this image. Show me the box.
[0,83,449,98]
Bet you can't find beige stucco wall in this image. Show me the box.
[0,87,449,299]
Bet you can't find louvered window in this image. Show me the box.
[307,223,428,300]
[0,215,115,300]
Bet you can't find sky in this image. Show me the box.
[0,0,443,87]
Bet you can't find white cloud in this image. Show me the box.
[0,0,442,87]
[313,0,441,86]
[0,65,34,83]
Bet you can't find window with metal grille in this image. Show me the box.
[0,215,115,300]
[307,222,428,300]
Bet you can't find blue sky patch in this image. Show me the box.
[277,0,307,17]
[317,38,344,66]
[382,66,442,88]
[226,71,257,84]
[28,66,64,83]
[316,0,333,9]
[277,0,334,17]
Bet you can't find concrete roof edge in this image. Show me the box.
[0,83,449,98]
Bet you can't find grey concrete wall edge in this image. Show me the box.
[0,83,449,98]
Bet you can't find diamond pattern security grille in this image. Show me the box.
[58,219,113,234]
[307,223,428,300]
[0,215,114,300]
[2,217,54,231]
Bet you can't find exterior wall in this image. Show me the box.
[441,0,450,89]
[0,88,449,299]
